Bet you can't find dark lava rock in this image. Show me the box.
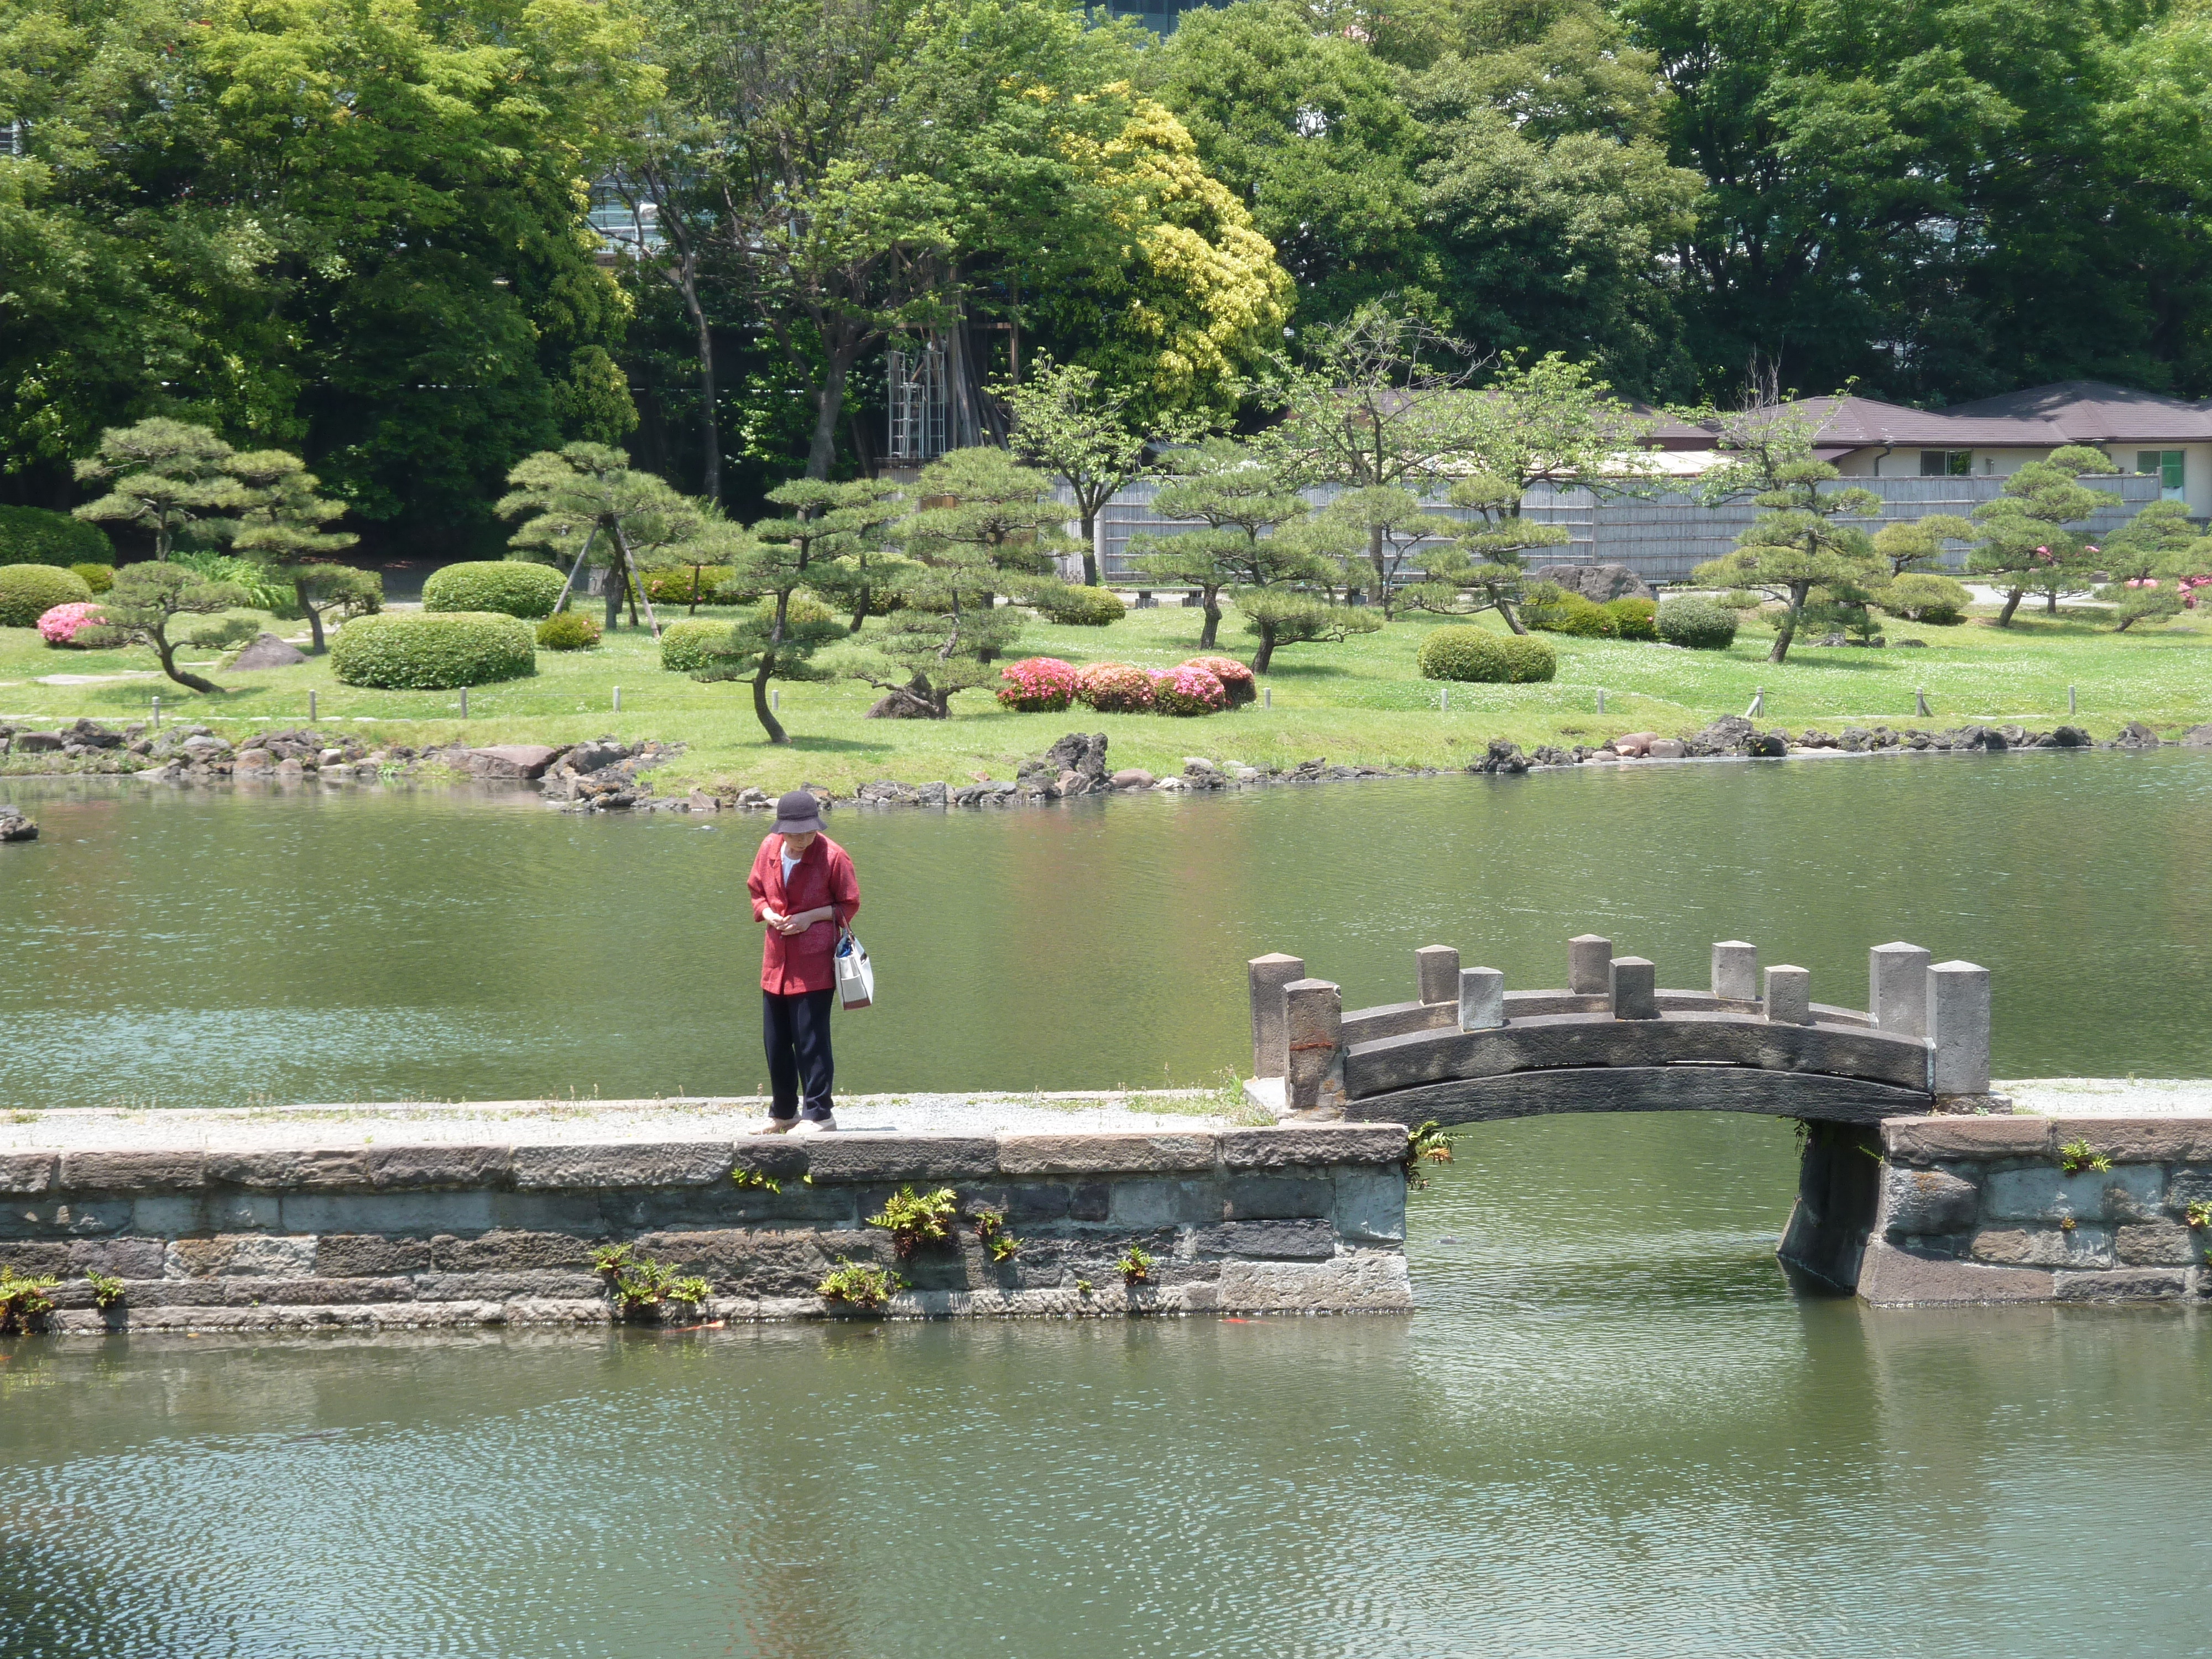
[0,805,35,842]
[1469,738,1529,775]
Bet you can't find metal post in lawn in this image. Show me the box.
[1915,687,1931,718]
[1746,687,1764,719]
[1597,688,1605,714]
[613,685,622,713]
[309,690,317,723]
[459,688,468,720]
[2069,685,2078,716]
[151,695,160,731]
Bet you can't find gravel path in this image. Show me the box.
[0,1091,1249,1152]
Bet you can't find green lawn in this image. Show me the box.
[1,597,2206,795]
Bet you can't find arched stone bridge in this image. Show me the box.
[1241,935,1994,1126]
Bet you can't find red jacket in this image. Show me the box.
[748,832,861,994]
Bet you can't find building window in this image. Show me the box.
[1919,450,1973,477]
[2137,450,2184,500]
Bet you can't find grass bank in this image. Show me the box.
[2,598,2207,795]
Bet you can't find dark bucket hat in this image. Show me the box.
[773,790,825,835]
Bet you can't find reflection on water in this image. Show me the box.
[1,750,2209,1112]
[4,1115,2211,1659]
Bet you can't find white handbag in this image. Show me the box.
[834,927,874,1010]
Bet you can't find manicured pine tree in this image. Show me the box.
[1966,446,2117,627]
[1129,439,1318,649]
[72,419,246,561]
[76,564,247,693]
[226,450,371,653]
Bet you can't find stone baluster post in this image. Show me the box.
[1765,966,1812,1025]
[1712,941,1757,1003]
[1282,978,1343,1113]
[1248,954,1306,1079]
[1928,961,1991,1097]
[1609,956,1658,1019]
[1416,946,1460,1007]
[1869,942,1932,1038]
[1569,934,1613,995]
[1459,967,1505,1031]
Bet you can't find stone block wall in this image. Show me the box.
[0,1127,1412,1332]
[1857,1116,2212,1305]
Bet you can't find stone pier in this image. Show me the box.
[0,1124,1413,1331]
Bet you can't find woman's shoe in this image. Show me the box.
[792,1114,838,1135]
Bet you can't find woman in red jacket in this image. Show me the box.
[746,790,862,1134]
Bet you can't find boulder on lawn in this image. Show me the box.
[1525,562,1657,603]
[2181,723,2212,748]
[1611,731,1659,757]
[227,633,309,671]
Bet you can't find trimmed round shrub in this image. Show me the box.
[1074,661,1155,713]
[659,617,732,674]
[0,564,95,628]
[1881,572,1970,625]
[1656,599,1739,650]
[1151,663,1229,716]
[1604,597,1657,640]
[1181,655,1255,707]
[1032,583,1126,626]
[1417,625,1557,683]
[0,505,109,568]
[537,611,602,651]
[753,594,837,630]
[420,560,565,619]
[643,565,728,607]
[330,611,536,688]
[70,562,116,595]
[997,656,1078,712]
[38,601,107,646]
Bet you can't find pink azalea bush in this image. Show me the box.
[1073,661,1155,713]
[1150,663,1229,717]
[37,602,107,647]
[1181,655,1255,707]
[996,656,1078,713]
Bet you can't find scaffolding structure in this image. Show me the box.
[886,343,950,464]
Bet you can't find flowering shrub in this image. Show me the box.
[996,656,1078,712]
[1073,660,1155,713]
[1181,655,1256,707]
[1151,663,1229,717]
[37,601,107,646]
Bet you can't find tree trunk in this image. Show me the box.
[1252,624,1277,674]
[1079,508,1099,587]
[153,628,221,694]
[1199,594,1221,649]
[1768,582,1811,664]
[685,282,720,507]
[1996,586,2026,626]
[2045,589,2058,614]
[295,577,326,652]
[1494,591,1527,635]
[1368,522,1387,609]
[805,350,856,481]
[753,593,790,744]
[603,556,623,633]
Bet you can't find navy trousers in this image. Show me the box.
[763,988,837,1120]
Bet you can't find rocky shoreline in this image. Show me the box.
[0,711,2208,835]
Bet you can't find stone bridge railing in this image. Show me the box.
[1243,935,1994,1126]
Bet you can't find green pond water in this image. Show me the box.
[3,753,2212,1657]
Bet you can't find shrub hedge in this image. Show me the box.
[70,562,116,594]
[659,617,733,674]
[997,656,1078,712]
[1151,663,1229,716]
[330,611,536,688]
[1032,584,1125,626]
[537,611,602,651]
[0,564,96,628]
[640,565,728,608]
[1181,655,1256,706]
[1416,625,1558,683]
[0,506,108,569]
[1073,661,1155,713]
[1655,599,1739,650]
[420,560,566,619]
[1522,584,1658,639]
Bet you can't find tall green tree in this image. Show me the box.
[1966,447,2120,628]
[3,0,658,541]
